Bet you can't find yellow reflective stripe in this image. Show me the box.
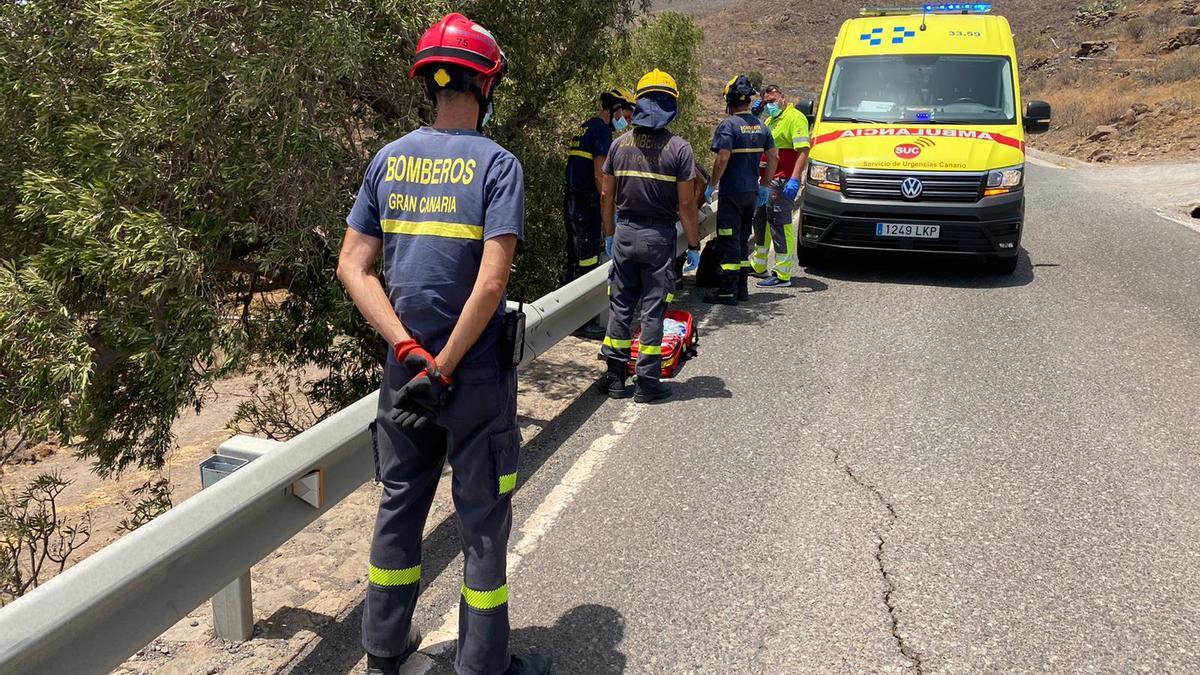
[665,293,676,303]
[741,261,753,268]
[640,344,663,356]
[499,472,517,495]
[579,256,599,267]
[614,170,677,183]
[720,263,741,271]
[731,147,765,154]
[369,563,421,587]
[603,336,632,349]
[461,583,508,610]
[568,149,594,160]
[380,219,483,240]
[717,228,734,236]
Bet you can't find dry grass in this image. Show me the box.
[1143,49,1200,84]
[1122,17,1149,42]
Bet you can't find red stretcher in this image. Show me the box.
[628,309,698,379]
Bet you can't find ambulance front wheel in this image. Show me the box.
[986,254,1018,275]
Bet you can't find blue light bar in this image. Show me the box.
[860,3,991,15]
[923,3,992,12]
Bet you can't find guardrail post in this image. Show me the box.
[211,573,255,641]
[202,436,281,641]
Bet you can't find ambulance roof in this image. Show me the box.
[836,13,1015,58]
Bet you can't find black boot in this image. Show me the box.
[737,270,750,301]
[703,274,738,305]
[634,377,672,403]
[597,358,632,399]
[503,653,553,674]
[365,628,421,674]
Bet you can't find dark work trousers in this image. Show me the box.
[561,190,603,286]
[602,217,676,382]
[363,357,520,675]
[713,191,757,298]
[751,177,797,281]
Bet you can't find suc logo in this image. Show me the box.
[894,143,922,159]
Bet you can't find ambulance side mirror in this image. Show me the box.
[1023,100,1051,135]
[796,99,816,125]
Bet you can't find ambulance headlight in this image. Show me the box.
[986,165,1023,189]
[808,162,843,186]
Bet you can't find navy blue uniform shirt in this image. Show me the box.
[711,113,774,194]
[565,116,613,195]
[347,127,525,369]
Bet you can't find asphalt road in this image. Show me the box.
[288,162,1200,674]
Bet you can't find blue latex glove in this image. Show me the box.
[782,177,801,200]
[756,185,769,208]
[782,178,801,201]
[704,185,714,203]
[605,235,613,258]
[683,249,700,273]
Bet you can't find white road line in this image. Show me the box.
[413,400,645,664]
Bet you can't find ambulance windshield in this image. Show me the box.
[822,54,1016,124]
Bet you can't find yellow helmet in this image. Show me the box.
[600,86,636,110]
[635,69,679,100]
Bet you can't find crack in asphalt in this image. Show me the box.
[833,446,926,674]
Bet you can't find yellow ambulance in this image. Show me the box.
[796,3,1051,274]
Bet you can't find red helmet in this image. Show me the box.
[409,13,507,97]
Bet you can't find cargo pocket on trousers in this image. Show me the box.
[490,426,520,499]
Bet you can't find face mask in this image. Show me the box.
[479,100,494,130]
[765,102,781,118]
[612,115,629,132]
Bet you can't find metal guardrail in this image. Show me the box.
[0,207,714,674]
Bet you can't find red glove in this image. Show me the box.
[393,339,451,386]
[395,338,435,370]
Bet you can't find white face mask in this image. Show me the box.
[612,115,629,132]
[480,100,494,129]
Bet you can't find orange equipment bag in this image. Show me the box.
[627,309,698,379]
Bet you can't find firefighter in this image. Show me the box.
[597,69,701,403]
[336,13,549,675]
[751,84,811,287]
[704,75,778,305]
[563,87,636,338]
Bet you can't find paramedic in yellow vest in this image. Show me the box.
[751,85,811,287]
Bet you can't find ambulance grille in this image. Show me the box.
[843,170,984,203]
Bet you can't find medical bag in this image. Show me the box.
[628,309,698,379]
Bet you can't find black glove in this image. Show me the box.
[391,354,453,433]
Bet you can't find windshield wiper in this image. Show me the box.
[825,116,884,124]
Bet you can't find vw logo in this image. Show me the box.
[900,177,924,199]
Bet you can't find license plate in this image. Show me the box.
[876,222,940,239]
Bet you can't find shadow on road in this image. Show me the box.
[424,604,627,674]
[663,374,731,402]
[804,247,1036,289]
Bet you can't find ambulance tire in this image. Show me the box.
[796,243,821,266]
[986,255,1018,275]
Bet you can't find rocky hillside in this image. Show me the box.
[657,0,1200,163]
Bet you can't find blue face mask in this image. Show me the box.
[480,101,494,129]
[612,115,629,132]
[765,102,782,118]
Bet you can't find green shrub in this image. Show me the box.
[0,0,703,476]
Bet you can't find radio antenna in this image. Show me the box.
[920,4,928,30]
